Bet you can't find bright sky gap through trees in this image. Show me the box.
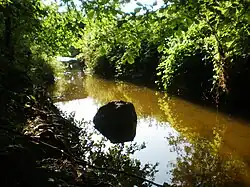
[42,0,165,13]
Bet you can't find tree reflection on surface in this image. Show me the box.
[167,129,248,187]
[53,71,250,186]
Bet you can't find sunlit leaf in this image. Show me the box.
[87,10,95,19]
[157,45,164,52]
[100,46,106,55]
[127,54,135,64]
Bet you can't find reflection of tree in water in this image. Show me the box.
[66,114,159,187]
[51,71,88,101]
[159,95,248,186]
[158,94,217,138]
[84,75,167,121]
[53,73,250,186]
[167,130,247,187]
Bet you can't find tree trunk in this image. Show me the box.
[4,5,14,63]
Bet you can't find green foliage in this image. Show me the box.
[1,0,250,185]
[34,6,83,57]
[0,0,81,124]
[75,0,250,104]
[161,0,250,93]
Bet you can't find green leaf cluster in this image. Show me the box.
[76,0,250,98]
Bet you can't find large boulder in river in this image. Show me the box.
[93,100,137,143]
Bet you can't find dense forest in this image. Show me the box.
[76,0,250,114]
[0,0,250,186]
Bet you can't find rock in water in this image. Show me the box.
[93,100,137,143]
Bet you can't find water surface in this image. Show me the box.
[53,71,250,186]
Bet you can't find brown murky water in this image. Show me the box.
[53,71,250,186]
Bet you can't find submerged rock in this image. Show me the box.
[93,100,137,143]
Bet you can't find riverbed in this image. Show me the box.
[52,70,250,186]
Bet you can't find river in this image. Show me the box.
[52,70,250,186]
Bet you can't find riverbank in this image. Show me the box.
[1,96,82,186]
[1,91,161,187]
[85,63,250,122]
[2,61,250,187]
[0,1,162,185]
[77,0,249,120]
[0,65,160,187]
